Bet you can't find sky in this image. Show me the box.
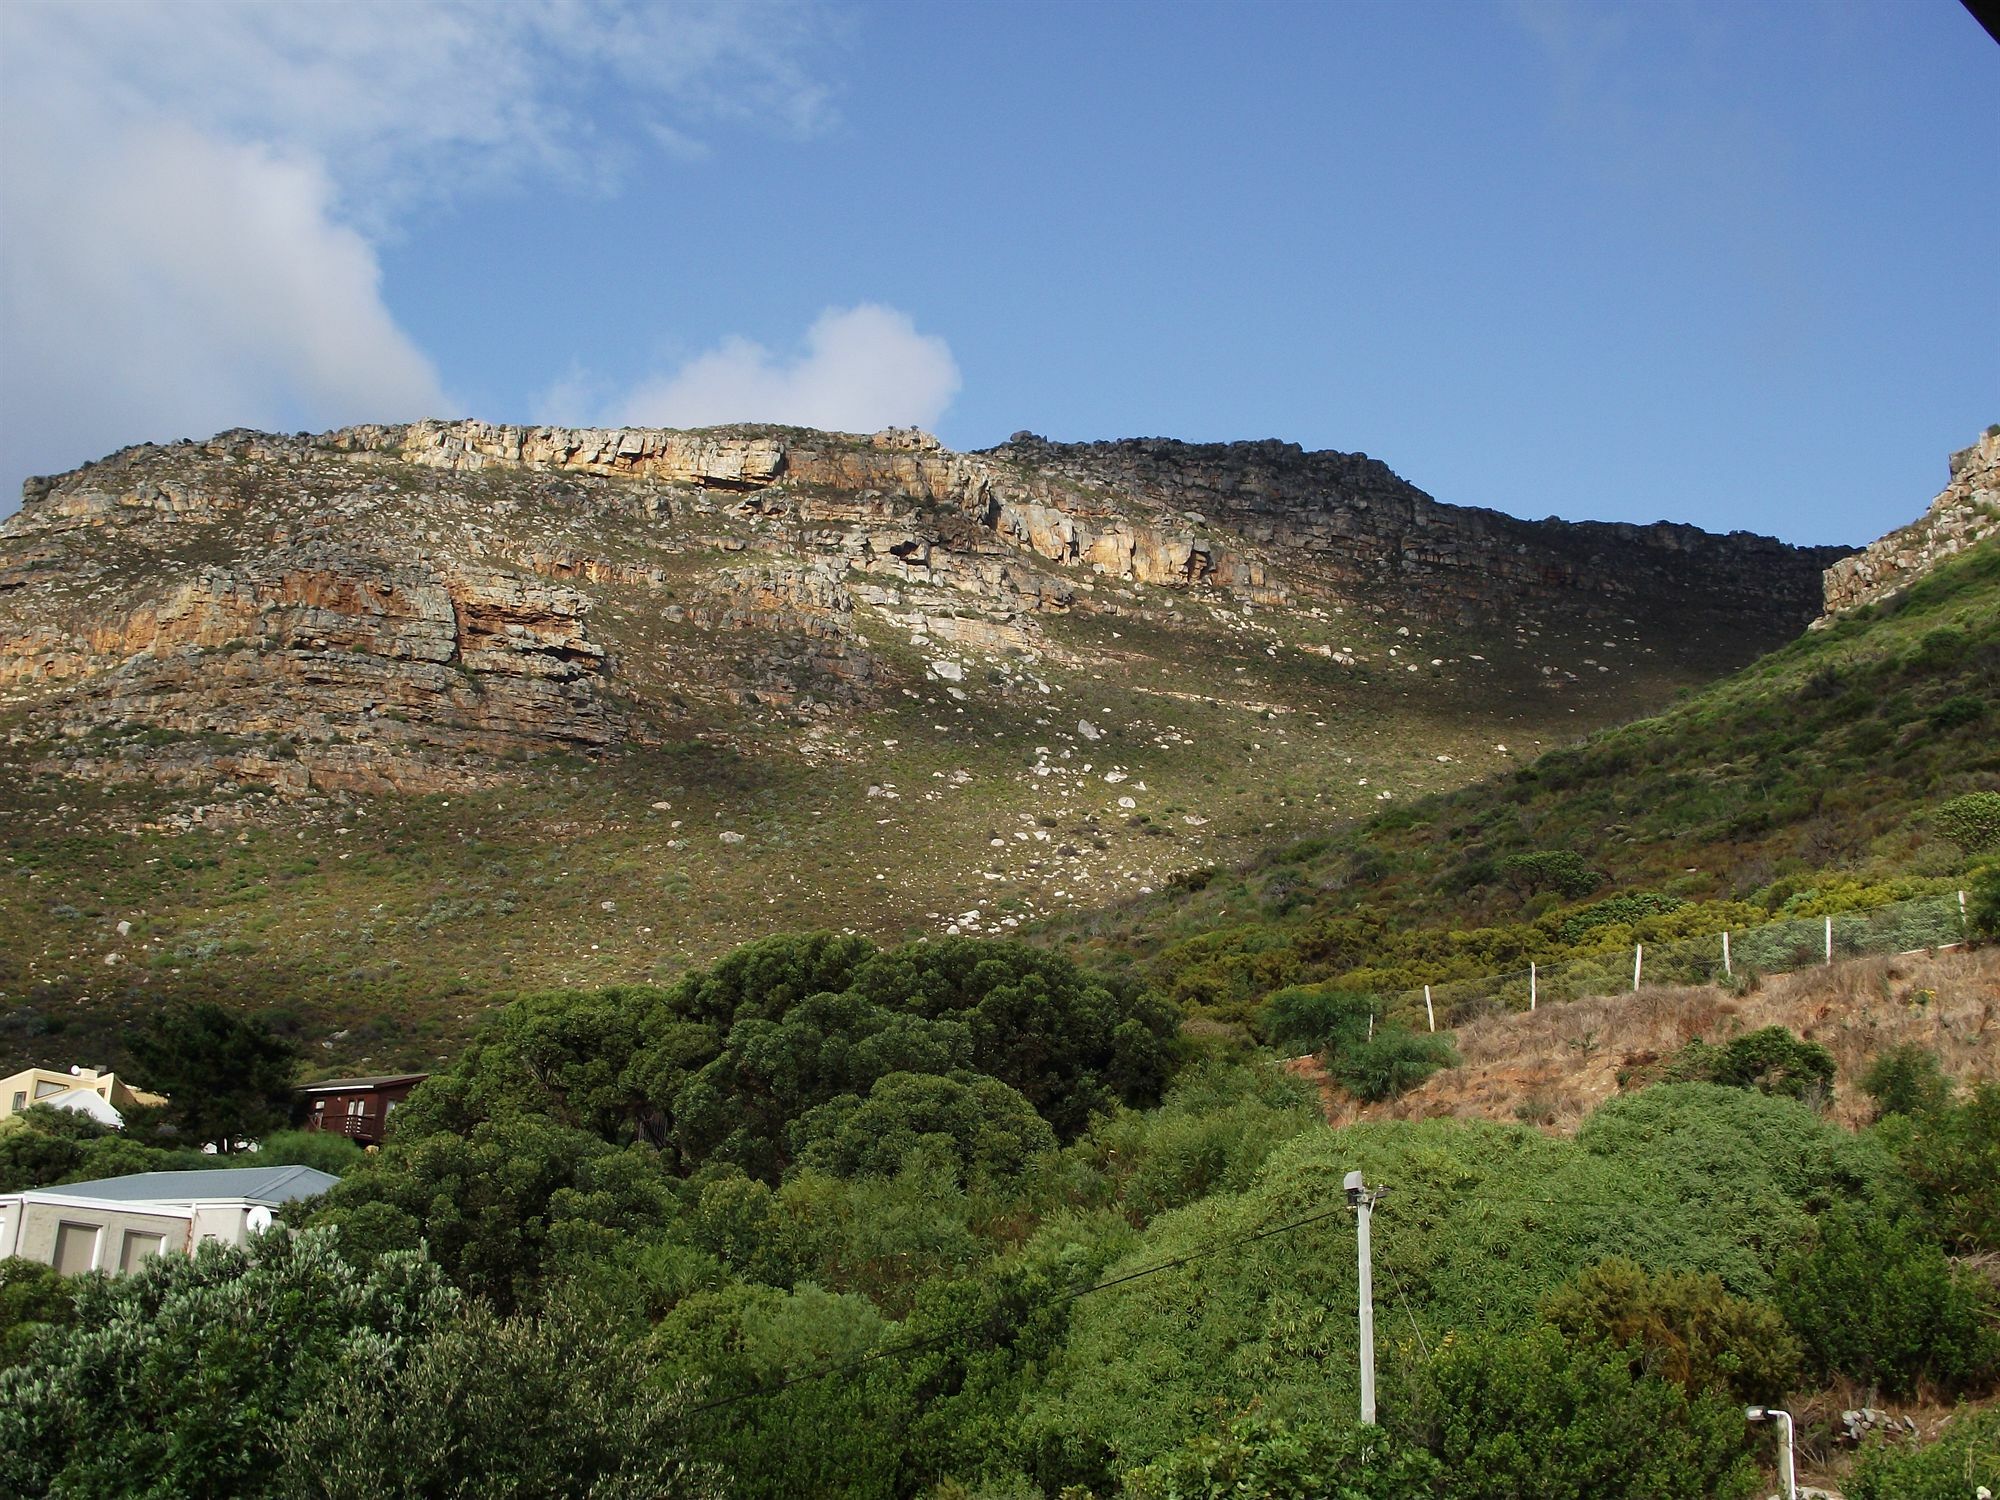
[0,0,1994,545]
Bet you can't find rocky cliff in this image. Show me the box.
[0,419,1842,796]
[1818,428,2000,621]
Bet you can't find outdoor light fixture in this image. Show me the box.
[1745,1407,1797,1500]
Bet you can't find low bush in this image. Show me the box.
[1331,1026,1459,1103]
[1776,1206,1998,1397]
[1847,1405,2000,1500]
[1541,1258,1800,1402]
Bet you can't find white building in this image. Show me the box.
[0,1165,339,1275]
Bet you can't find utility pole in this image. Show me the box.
[1345,1170,1385,1425]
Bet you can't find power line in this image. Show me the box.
[684,1199,1356,1417]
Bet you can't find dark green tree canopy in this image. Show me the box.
[127,1001,299,1152]
[387,933,1182,1183]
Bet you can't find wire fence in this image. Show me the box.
[1381,891,1973,1032]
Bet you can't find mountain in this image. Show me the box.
[1,420,1844,1070]
[1060,431,1999,1017]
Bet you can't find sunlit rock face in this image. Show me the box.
[1819,429,1999,623]
[1,418,1844,793]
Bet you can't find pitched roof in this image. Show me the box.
[297,1073,428,1092]
[35,1088,124,1127]
[31,1165,341,1206]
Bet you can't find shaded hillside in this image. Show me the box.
[1058,534,1999,1013]
[0,421,1838,1073]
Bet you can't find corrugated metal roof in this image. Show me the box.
[298,1073,428,1092]
[30,1165,341,1205]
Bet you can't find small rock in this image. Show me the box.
[1078,719,1102,741]
[719,831,746,844]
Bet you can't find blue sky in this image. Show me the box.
[2,0,1994,544]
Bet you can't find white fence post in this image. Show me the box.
[1633,944,1643,992]
[1961,889,1970,936]
[1722,929,1731,978]
[1529,961,1537,1011]
[1824,915,1833,965]
[1424,984,1435,1033]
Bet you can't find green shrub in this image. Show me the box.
[1123,1408,1441,1499]
[1558,892,1689,945]
[1934,791,2000,855]
[1969,864,2000,939]
[1332,1026,1459,1103]
[1258,987,1376,1055]
[1847,1405,2000,1500]
[1541,1258,1800,1402]
[279,1297,722,1500]
[0,1230,459,1500]
[1668,1027,1835,1104]
[1407,1325,1759,1499]
[789,1070,1056,1185]
[1776,1206,1998,1397]
[0,1259,74,1370]
[251,1129,367,1176]
[1894,1080,2000,1252]
[1929,694,1987,729]
[1910,626,1970,672]
[1710,1027,1836,1103]
[1861,1044,1950,1120]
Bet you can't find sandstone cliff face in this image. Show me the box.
[1818,429,2000,621]
[0,419,1842,793]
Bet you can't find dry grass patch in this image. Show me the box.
[1323,945,1999,1130]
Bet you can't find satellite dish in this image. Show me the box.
[245,1205,274,1235]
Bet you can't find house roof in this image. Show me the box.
[298,1073,428,1093]
[30,1165,341,1206]
[36,1088,124,1127]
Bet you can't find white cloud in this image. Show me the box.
[0,0,839,512]
[601,305,962,434]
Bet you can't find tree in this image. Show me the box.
[308,1114,679,1312]
[790,1070,1056,1185]
[1499,851,1602,900]
[127,1002,299,1151]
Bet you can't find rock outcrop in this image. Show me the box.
[0,418,1845,793]
[1818,428,2000,621]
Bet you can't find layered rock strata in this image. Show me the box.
[1819,428,1999,621]
[1,419,1845,792]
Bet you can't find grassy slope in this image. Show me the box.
[1051,539,2000,1009]
[0,464,1758,1077]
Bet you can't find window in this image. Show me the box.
[347,1098,367,1116]
[313,1098,326,1111]
[9,1091,23,1113]
[119,1231,166,1273]
[34,1080,65,1099]
[53,1221,101,1275]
